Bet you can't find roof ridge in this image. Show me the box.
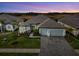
[38,18,50,28]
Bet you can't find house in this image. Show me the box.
[58,15,79,36]
[25,15,50,30]
[18,22,32,34]
[39,18,76,56]
[4,21,14,32]
[5,24,14,31]
[0,14,24,32]
[39,18,66,37]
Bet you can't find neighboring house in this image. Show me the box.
[3,21,15,32]
[18,22,31,34]
[0,14,24,32]
[5,24,14,32]
[25,15,50,30]
[4,23,19,32]
[39,18,76,56]
[58,15,79,36]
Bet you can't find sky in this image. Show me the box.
[0,2,79,13]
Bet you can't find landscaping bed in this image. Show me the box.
[0,32,40,48]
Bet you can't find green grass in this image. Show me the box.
[70,39,79,49]
[0,53,39,56]
[66,31,79,49]
[0,32,40,48]
[10,36,40,48]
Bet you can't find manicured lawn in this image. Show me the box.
[66,31,79,49]
[70,39,79,49]
[0,32,40,48]
[67,36,79,49]
[0,53,39,56]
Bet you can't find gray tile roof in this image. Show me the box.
[59,15,79,29]
[25,15,50,25]
[0,14,24,24]
[39,18,65,29]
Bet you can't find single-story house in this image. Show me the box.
[58,15,79,36]
[0,20,14,32]
[18,22,32,34]
[0,14,24,32]
[39,18,66,37]
[5,24,14,32]
[39,18,76,56]
[3,20,17,32]
[25,15,50,30]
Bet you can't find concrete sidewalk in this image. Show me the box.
[75,49,79,55]
[0,48,40,53]
[0,48,78,55]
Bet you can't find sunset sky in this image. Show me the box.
[0,2,79,13]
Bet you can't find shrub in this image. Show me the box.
[33,29,40,36]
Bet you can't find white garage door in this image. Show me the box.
[39,28,65,36]
[39,28,48,36]
[50,29,65,36]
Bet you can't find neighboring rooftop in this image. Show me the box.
[0,14,24,23]
[59,15,79,29]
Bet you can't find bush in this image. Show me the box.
[33,29,40,36]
